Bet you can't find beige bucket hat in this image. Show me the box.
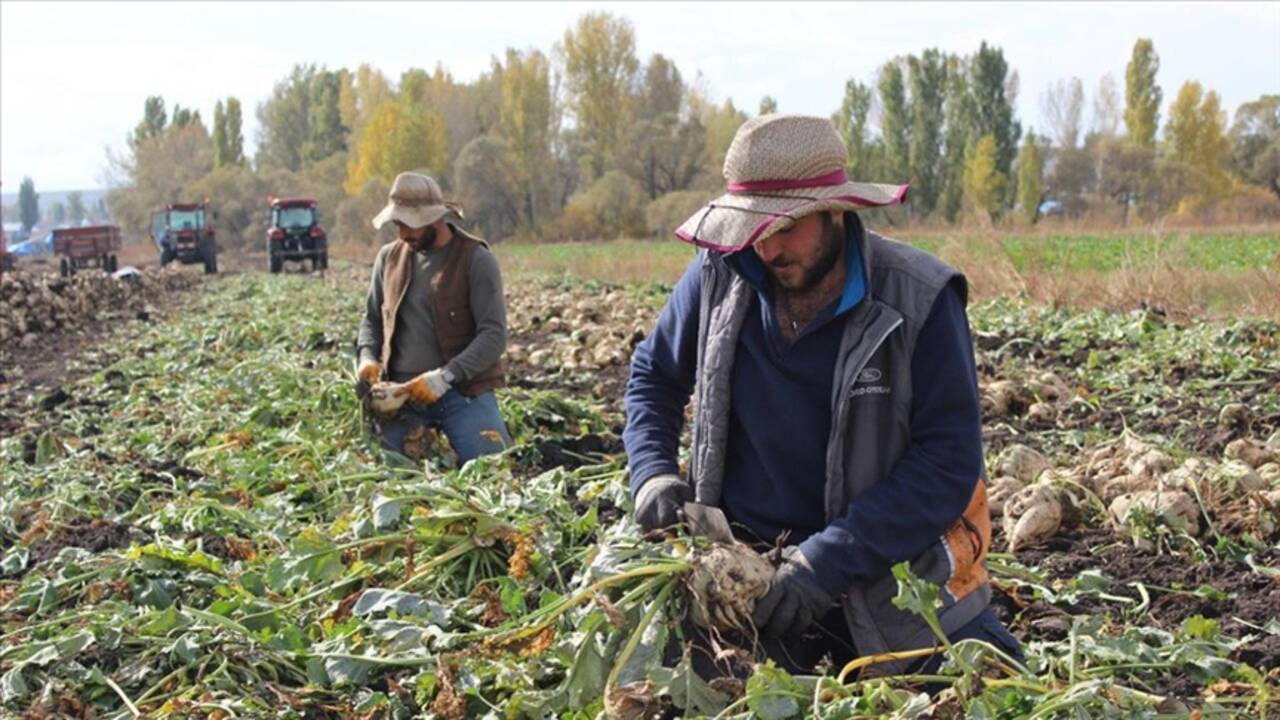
[371,172,464,230]
[675,114,908,252]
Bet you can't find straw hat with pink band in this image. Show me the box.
[675,114,909,253]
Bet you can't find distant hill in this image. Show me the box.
[1,188,110,214]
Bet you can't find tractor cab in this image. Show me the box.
[152,202,217,274]
[266,196,328,272]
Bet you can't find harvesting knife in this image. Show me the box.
[683,502,734,544]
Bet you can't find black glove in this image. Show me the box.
[633,474,693,531]
[751,546,835,638]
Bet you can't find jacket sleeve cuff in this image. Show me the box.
[358,347,379,366]
[444,360,466,384]
[797,528,874,598]
[628,461,681,496]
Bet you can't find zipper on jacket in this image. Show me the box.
[826,313,904,520]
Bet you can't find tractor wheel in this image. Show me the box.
[59,258,70,277]
[269,253,283,274]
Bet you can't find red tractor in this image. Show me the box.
[266,197,328,273]
[151,202,218,274]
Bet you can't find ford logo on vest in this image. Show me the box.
[851,367,890,398]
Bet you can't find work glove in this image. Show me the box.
[633,474,693,531]
[368,382,408,416]
[403,368,452,406]
[355,359,382,400]
[751,545,835,638]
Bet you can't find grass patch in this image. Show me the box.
[492,227,1279,317]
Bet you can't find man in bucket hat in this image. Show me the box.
[355,172,511,464]
[624,115,1022,677]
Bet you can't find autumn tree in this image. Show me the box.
[1041,77,1084,150]
[454,135,522,240]
[224,98,244,165]
[1097,138,1154,224]
[834,79,874,180]
[1091,74,1123,138]
[170,104,198,128]
[1016,130,1046,223]
[345,99,448,195]
[213,100,228,168]
[402,65,490,166]
[133,96,167,147]
[306,70,347,165]
[626,54,705,199]
[1125,39,1162,148]
[695,94,748,182]
[877,60,910,183]
[557,12,639,180]
[969,42,1020,188]
[499,48,556,225]
[258,65,345,171]
[18,178,38,233]
[106,120,214,239]
[907,49,946,215]
[1229,95,1280,197]
[67,191,85,224]
[339,64,393,143]
[1165,81,1231,200]
[964,134,1006,222]
[939,55,973,222]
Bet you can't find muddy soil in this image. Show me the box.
[992,527,1280,672]
[25,519,136,568]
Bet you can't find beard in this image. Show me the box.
[770,214,844,291]
[405,225,439,253]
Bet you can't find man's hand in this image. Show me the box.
[403,368,451,406]
[369,382,408,416]
[634,474,694,531]
[356,359,382,400]
[751,546,835,638]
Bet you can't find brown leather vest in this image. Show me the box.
[379,225,505,396]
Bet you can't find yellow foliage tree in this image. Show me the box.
[339,64,393,144]
[1166,81,1232,201]
[344,99,448,196]
[963,134,1007,223]
[500,48,554,225]
[557,12,639,180]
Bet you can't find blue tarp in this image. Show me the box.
[9,233,54,257]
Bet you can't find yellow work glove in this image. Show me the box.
[355,359,382,400]
[402,368,452,406]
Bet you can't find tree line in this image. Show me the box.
[7,179,111,237]
[99,13,1278,252]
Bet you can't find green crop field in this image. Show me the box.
[497,230,1279,305]
[1,262,1278,718]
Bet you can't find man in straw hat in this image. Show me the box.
[355,172,511,463]
[624,115,1021,676]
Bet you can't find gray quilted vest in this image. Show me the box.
[689,216,993,674]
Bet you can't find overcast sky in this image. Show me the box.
[2,1,1277,192]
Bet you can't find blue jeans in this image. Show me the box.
[376,390,511,464]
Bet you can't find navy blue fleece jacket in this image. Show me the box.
[622,227,983,596]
